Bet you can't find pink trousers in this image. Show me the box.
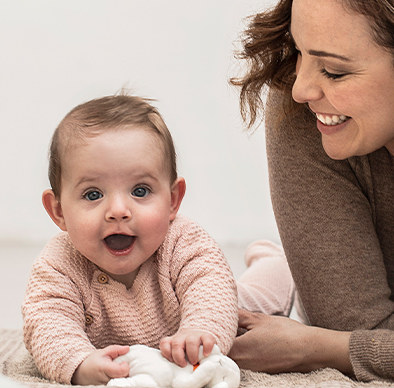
[236,240,306,321]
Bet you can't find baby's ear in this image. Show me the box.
[169,177,186,221]
[42,189,67,231]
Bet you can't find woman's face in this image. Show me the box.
[291,0,394,159]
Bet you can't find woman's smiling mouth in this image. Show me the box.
[316,113,350,126]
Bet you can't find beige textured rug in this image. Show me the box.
[1,329,393,388]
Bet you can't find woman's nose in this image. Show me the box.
[105,195,132,222]
[292,55,324,104]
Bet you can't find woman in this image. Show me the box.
[229,0,394,382]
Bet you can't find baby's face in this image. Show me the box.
[57,127,179,287]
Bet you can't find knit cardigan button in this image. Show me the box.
[98,273,109,284]
[85,314,93,325]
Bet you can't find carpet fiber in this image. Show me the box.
[1,329,392,388]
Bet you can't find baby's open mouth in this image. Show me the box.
[104,234,135,251]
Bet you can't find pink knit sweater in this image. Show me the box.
[22,215,238,384]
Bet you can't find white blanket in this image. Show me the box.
[1,329,393,388]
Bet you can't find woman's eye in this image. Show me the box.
[321,68,347,80]
[132,187,150,198]
[83,190,103,201]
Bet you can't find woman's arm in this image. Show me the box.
[230,310,394,381]
[229,310,353,375]
[262,90,394,381]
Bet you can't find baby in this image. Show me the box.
[22,95,238,385]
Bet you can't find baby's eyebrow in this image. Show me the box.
[74,176,98,188]
[132,171,161,183]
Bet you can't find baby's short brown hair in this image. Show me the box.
[48,95,177,198]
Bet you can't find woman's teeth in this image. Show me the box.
[316,113,349,126]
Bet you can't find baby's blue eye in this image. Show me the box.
[84,190,103,201]
[132,187,150,198]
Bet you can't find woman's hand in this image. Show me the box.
[228,309,353,375]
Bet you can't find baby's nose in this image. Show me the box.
[105,195,132,221]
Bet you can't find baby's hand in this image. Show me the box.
[71,345,130,385]
[159,329,216,367]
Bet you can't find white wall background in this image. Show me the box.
[0,0,279,249]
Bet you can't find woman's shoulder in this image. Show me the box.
[265,89,332,178]
[265,88,319,150]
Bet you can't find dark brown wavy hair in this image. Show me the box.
[232,0,394,128]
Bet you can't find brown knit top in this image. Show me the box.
[265,90,394,382]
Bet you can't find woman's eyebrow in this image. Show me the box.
[289,27,352,62]
[307,50,351,62]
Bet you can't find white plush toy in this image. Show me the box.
[107,344,240,388]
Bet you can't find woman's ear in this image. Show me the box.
[169,177,186,221]
[42,189,67,231]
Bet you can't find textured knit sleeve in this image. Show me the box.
[265,90,394,381]
[22,233,95,384]
[159,216,238,355]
